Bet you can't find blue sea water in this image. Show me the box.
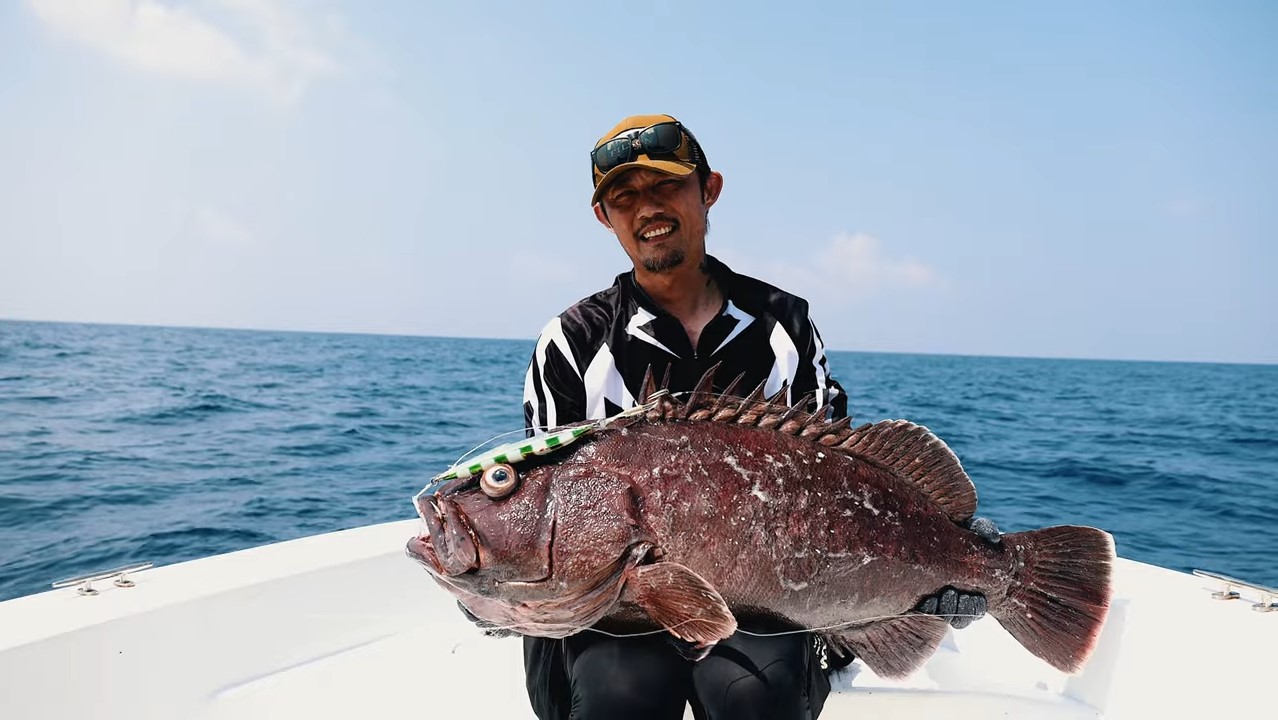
[1,320,1275,602]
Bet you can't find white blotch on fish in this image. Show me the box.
[861,494,880,516]
[724,454,771,503]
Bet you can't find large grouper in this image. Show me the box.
[407,367,1114,678]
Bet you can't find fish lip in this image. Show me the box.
[416,494,480,576]
[406,535,443,574]
[409,494,559,585]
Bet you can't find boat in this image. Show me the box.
[0,518,1273,719]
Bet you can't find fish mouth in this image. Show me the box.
[407,494,479,577]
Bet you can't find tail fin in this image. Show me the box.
[992,526,1114,674]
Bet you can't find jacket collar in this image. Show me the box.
[615,255,735,320]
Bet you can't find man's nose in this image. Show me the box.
[634,189,664,220]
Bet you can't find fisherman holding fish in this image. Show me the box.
[410,114,1112,719]
[513,115,995,720]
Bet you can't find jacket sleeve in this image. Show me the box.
[523,317,587,435]
[787,313,849,421]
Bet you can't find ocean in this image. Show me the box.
[1,320,1275,602]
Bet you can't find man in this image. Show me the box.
[519,114,986,720]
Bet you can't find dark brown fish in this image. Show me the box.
[407,367,1113,678]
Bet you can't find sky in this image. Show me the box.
[1,1,1275,364]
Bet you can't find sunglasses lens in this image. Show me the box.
[593,123,688,175]
[638,123,683,155]
[593,137,634,172]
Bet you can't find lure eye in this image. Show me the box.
[479,463,519,499]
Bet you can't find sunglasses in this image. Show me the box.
[591,121,691,174]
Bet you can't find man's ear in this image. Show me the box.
[593,202,616,233]
[702,171,724,209]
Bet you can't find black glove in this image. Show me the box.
[456,600,518,638]
[965,515,1002,545]
[916,587,987,629]
[912,516,999,629]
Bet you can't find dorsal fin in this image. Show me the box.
[734,381,774,426]
[765,384,789,406]
[637,364,679,420]
[647,393,677,422]
[762,392,813,431]
[717,373,745,404]
[638,367,658,404]
[789,403,832,434]
[697,372,745,422]
[623,367,975,521]
[679,362,722,420]
[807,415,853,443]
[837,420,977,521]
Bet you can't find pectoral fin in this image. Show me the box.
[623,562,737,647]
[822,614,949,679]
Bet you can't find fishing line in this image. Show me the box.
[450,427,541,468]
[583,613,986,639]
[462,612,987,640]
[452,385,825,470]
[444,385,833,472]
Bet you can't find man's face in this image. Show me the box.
[594,168,723,274]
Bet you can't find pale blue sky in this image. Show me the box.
[1,1,1274,363]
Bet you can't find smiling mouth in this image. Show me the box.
[640,223,677,241]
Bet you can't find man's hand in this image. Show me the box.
[966,516,1002,545]
[910,516,1000,629]
[915,588,987,629]
[457,600,518,638]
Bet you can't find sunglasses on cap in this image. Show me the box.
[591,121,696,173]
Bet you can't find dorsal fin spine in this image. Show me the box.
[622,367,977,522]
[638,367,658,404]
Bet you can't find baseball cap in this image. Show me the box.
[590,114,709,205]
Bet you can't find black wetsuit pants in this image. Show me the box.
[523,623,831,720]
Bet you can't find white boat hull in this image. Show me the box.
[0,520,1272,719]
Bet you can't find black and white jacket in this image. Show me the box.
[523,256,847,433]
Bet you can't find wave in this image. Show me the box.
[116,392,274,425]
[132,526,277,560]
[4,393,64,403]
[276,441,354,457]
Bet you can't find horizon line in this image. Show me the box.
[3,315,1274,369]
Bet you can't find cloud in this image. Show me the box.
[25,0,341,103]
[189,202,254,249]
[746,232,942,305]
[817,232,939,292]
[1164,197,1204,219]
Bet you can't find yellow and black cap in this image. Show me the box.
[590,114,709,205]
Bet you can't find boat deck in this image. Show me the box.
[0,520,1272,719]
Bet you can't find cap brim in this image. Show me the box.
[591,159,696,206]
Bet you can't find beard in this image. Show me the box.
[641,246,686,273]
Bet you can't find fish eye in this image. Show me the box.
[479,463,519,499]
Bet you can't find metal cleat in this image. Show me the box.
[1193,569,1277,612]
[52,562,154,597]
